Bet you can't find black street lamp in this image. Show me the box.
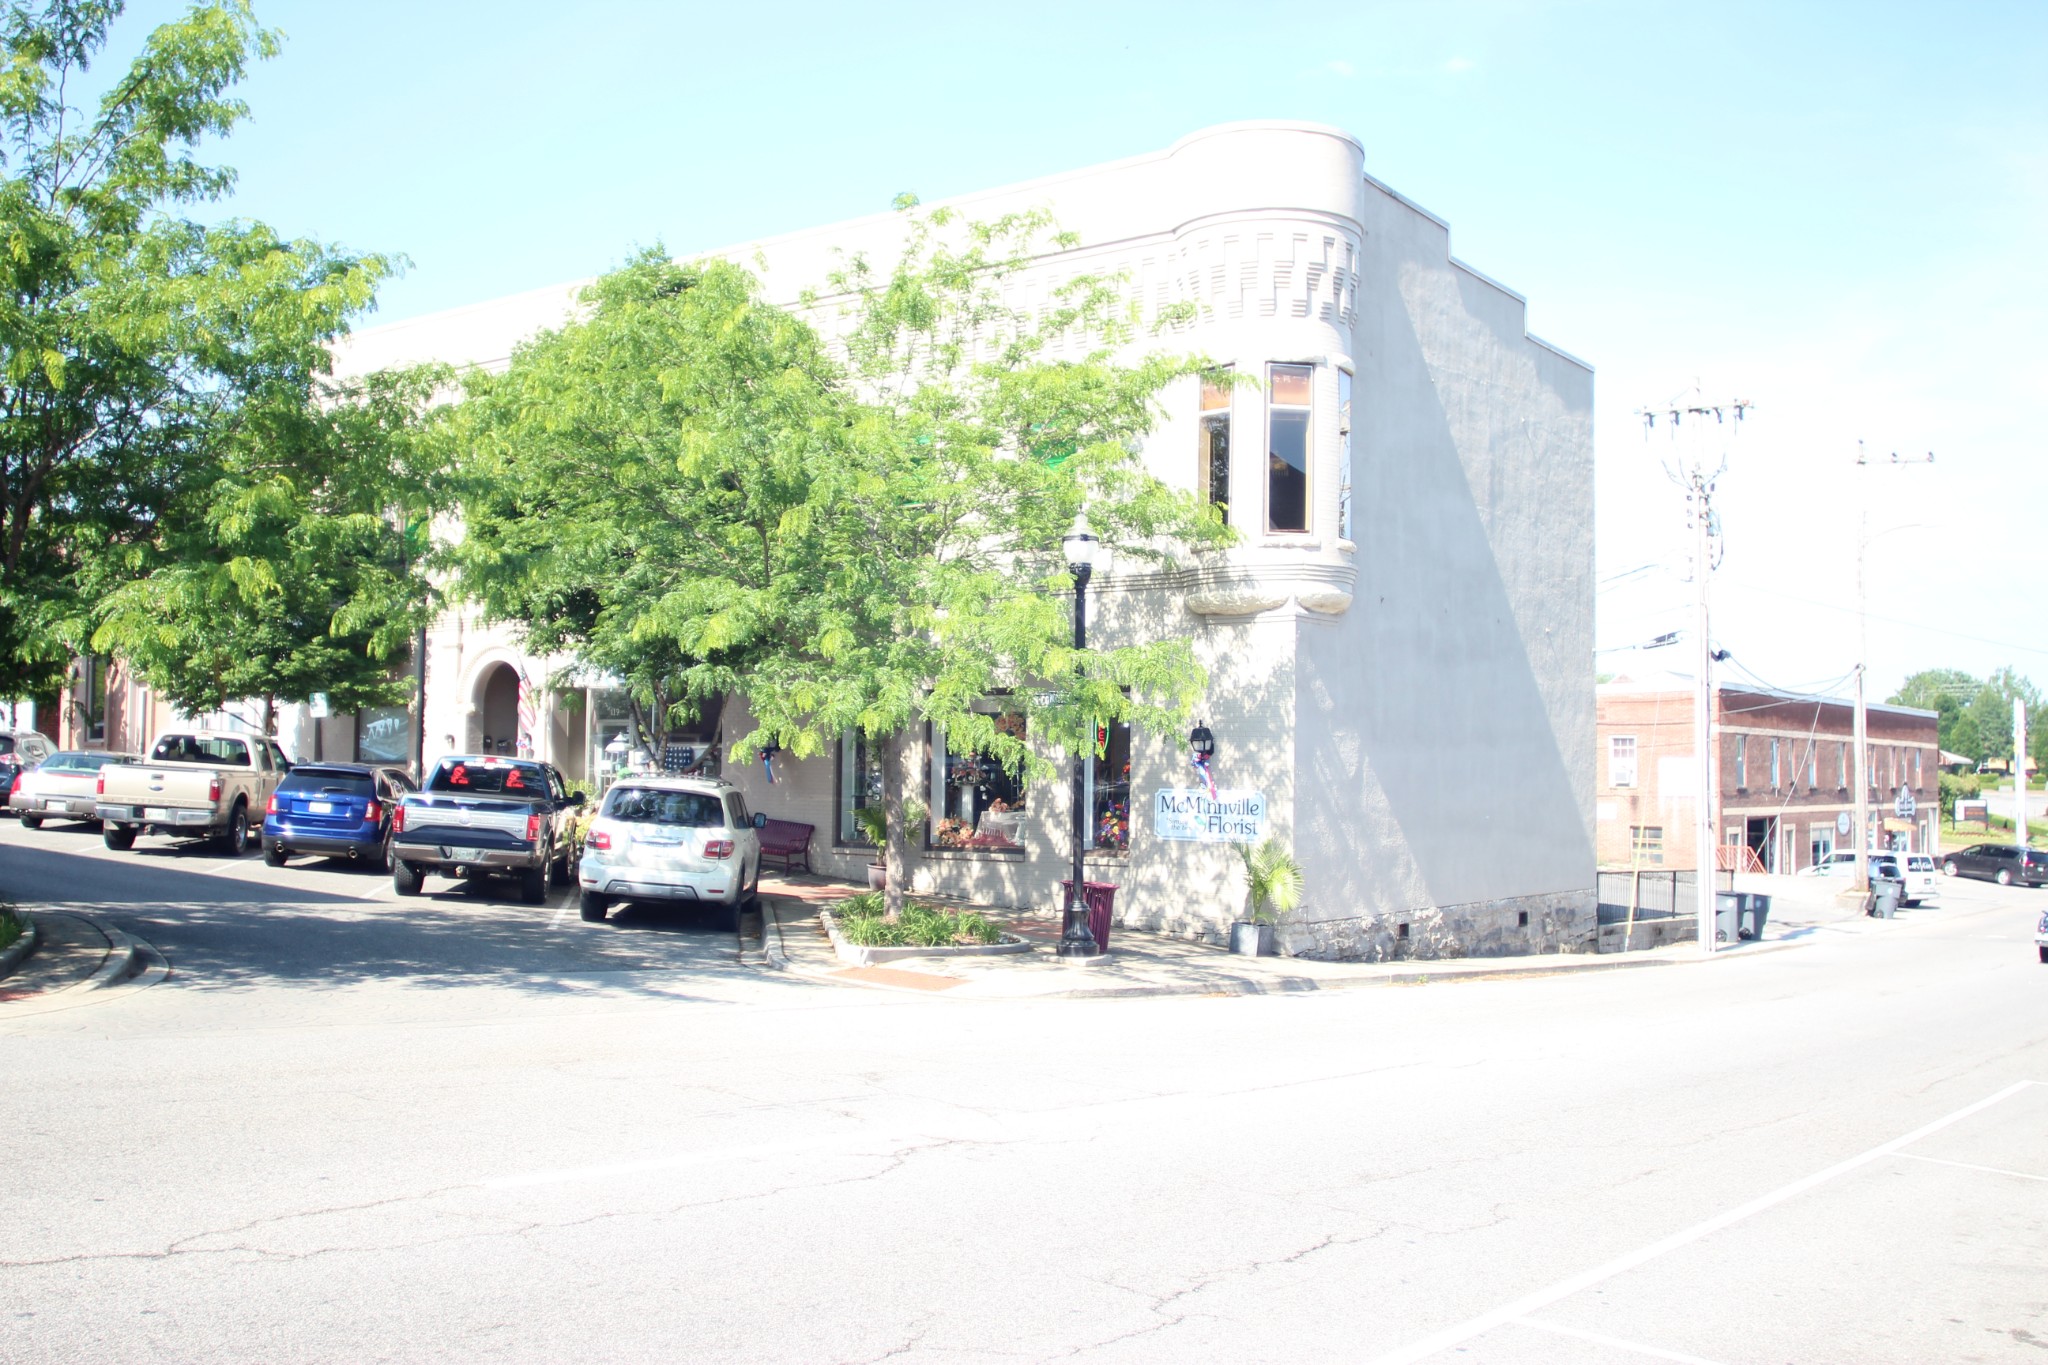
[1060,512,1102,960]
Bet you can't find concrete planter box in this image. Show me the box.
[820,908,1032,967]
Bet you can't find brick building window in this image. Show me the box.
[1608,735,1637,788]
[1770,737,1781,789]
[1630,825,1664,865]
[1838,742,1848,788]
[1807,744,1817,789]
[1734,739,1747,789]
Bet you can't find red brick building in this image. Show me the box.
[1596,678,1939,873]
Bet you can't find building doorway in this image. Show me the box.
[1744,816,1778,873]
[477,663,520,756]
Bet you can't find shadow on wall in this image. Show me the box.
[1295,244,1594,939]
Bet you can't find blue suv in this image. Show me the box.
[262,763,415,869]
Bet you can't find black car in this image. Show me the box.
[0,729,55,810]
[1940,843,2048,887]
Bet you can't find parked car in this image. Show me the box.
[578,775,765,929]
[9,750,138,827]
[390,754,584,903]
[1899,853,1940,907]
[0,729,55,809]
[262,763,416,869]
[1806,851,1904,886]
[95,731,293,854]
[1941,844,2048,887]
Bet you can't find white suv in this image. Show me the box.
[1899,853,1940,907]
[578,776,763,929]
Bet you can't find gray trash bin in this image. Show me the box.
[1872,884,1901,919]
[1739,893,1771,940]
[1713,891,1743,943]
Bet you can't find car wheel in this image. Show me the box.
[580,890,609,922]
[520,866,548,904]
[263,841,287,868]
[393,859,424,896]
[552,845,575,885]
[1997,868,2014,886]
[373,835,391,873]
[103,825,136,851]
[216,803,249,857]
[19,813,40,829]
[1943,860,1959,877]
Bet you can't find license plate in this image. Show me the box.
[43,797,66,810]
[144,807,170,821]
[308,801,333,814]
[444,847,488,863]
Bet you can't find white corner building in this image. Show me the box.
[324,122,1596,960]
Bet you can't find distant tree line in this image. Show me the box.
[1889,667,2047,770]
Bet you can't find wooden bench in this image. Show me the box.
[756,818,815,875]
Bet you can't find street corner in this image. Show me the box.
[0,909,164,1015]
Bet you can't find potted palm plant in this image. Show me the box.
[1231,838,1304,956]
[854,805,889,890]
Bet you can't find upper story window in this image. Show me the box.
[1337,369,1353,541]
[1838,741,1847,787]
[1198,370,1231,518]
[1807,743,1818,789]
[1733,737,1747,789]
[1266,363,1312,532]
[1770,738,1781,788]
[1608,735,1637,788]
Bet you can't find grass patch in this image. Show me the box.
[0,900,23,954]
[833,891,1006,948]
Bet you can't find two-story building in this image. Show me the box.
[308,121,1597,960]
[1597,676,1939,874]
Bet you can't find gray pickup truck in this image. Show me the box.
[390,754,586,903]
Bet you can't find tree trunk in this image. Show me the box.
[263,694,276,737]
[879,727,911,919]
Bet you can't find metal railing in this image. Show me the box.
[1595,868,1736,925]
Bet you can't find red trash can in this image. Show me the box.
[1059,879,1119,952]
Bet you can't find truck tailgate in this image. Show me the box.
[98,764,220,811]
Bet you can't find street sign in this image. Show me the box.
[308,692,330,719]
[1894,787,1916,818]
[1836,812,1852,835]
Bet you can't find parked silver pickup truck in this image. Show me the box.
[95,730,293,854]
[390,754,585,903]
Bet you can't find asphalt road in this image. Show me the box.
[3,817,2045,1364]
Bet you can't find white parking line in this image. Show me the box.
[1514,1318,1728,1364]
[1894,1151,2048,1182]
[1368,1080,2040,1365]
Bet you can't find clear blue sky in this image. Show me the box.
[114,0,2047,704]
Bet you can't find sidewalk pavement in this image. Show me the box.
[752,871,1910,1002]
[0,910,161,1013]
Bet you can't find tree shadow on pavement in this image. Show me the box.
[1,839,805,1003]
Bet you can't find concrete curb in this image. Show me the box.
[81,921,145,991]
[0,915,39,981]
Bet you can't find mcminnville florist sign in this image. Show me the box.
[1152,789,1267,843]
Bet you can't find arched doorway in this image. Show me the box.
[477,663,520,756]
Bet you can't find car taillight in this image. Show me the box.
[587,830,611,851]
[265,793,280,815]
[207,775,222,803]
[392,805,407,833]
[362,800,382,825]
[704,838,734,859]
[525,813,542,841]
[96,771,106,796]
[8,770,20,796]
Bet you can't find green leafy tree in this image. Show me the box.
[1959,667,2043,776]
[1889,668,1978,758]
[722,203,1233,913]
[449,251,844,758]
[0,1,393,697]
[91,366,452,733]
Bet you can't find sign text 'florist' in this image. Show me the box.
[1152,789,1267,843]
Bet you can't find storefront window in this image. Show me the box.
[838,732,885,844]
[1199,369,1231,517]
[355,705,411,764]
[930,707,1028,849]
[1085,718,1132,852]
[590,688,635,784]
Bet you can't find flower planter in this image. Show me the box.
[1229,921,1273,957]
[866,862,886,891]
[819,908,1032,966]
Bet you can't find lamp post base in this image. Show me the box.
[1054,948,1111,967]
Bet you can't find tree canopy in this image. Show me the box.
[0,1,395,700]
[453,205,1232,910]
[1890,666,2048,770]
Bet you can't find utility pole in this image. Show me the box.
[2017,700,2029,844]
[1852,441,1935,889]
[1642,390,1749,953]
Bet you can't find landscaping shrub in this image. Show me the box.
[833,893,1004,947]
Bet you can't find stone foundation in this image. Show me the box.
[1276,889,1597,963]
